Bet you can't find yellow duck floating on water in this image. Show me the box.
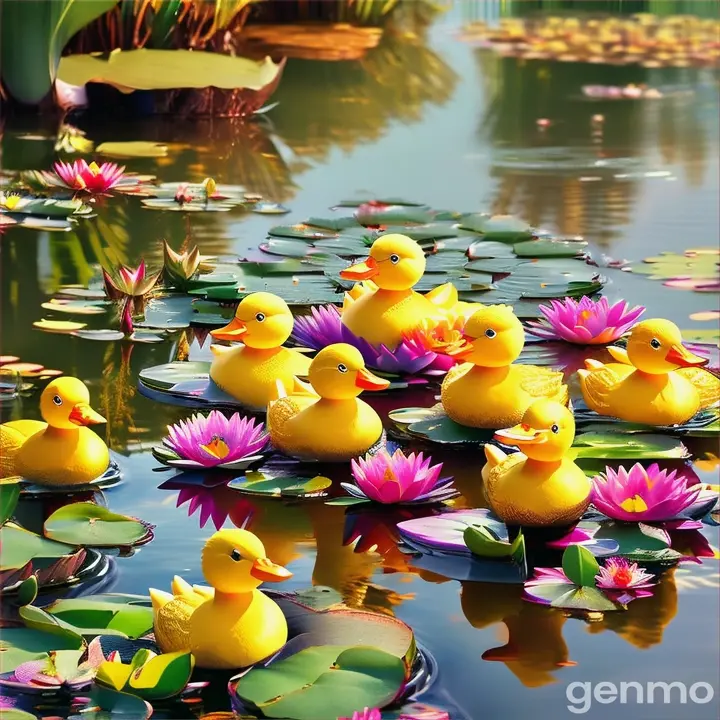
[0,377,108,486]
[441,305,568,428]
[150,528,292,670]
[267,343,390,462]
[483,400,591,526]
[209,292,311,410]
[578,319,720,426]
[339,234,472,348]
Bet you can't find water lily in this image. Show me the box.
[527,297,645,345]
[155,410,269,470]
[595,557,657,604]
[11,650,96,690]
[102,260,161,305]
[52,159,127,194]
[344,448,456,505]
[0,192,29,212]
[340,709,382,720]
[591,463,714,522]
[162,240,211,289]
[292,304,438,375]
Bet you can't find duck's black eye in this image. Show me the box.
[230,549,242,562]
[551,424,560,434]
[337,363,348,373]
[389,254,400,264]
[255,312,265,322]
[52,395,63,406]
[650,338,661,349]
[485,329,497,339]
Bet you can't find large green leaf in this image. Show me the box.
[0,477,21,525]
[0,623,84,673]
[571,432,688,460]
[59,50,283,91]
[235,645,406,720]
[562,545,599,587]
[228,474,332,499]
[45,597,154,638]
[43,503,152,547]
[0,525,74,571]
[593,522,681,563]
[463,525,525,561]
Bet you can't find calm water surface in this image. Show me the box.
[1,7,719,720]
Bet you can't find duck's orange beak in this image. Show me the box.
[355,366,390,391]
[340,256,378,281]
[69,403,106,426]
[211,316,247,342]
[250,557,292,583]
[665,344,707,368]
[494,423,547,447]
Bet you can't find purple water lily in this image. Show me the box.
[595,557,657,605]
[527,297,645,345]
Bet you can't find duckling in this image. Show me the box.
[149,528,292,669]
[0,377,108,486]
[339,234,460,348]
[267,343,390,462]
[441,305,568,428]
[209,292,311,410]
[578,319,719,426]
[482,400,591,526]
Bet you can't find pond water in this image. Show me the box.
[1,5,719,720]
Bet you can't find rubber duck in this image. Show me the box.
[0,377,109,486]
[482,400,591,526]
[149,528,292,669]
[578,319,719,426]
[338,234,461,348]
[209,292,311,410]
[267,343,390,462]
[441,305,568,428]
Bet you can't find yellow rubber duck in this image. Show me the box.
[339,234,463,348]
[149,528,292,670]
[482,400,591,526]
[578,319,719,426]
[440,305,568,428]
[0,377,108,486]
[267,343,390,462]
[209,292,311,410]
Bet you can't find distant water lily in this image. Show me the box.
[0,192,29,212]
[103,260,160,307]
[591,463,714,522]
[52,159,127,194]
[595,557,657,604]
[154,410,269,470]
[527,297,645,345]
[343,448,456,505]
[162,240,213,290]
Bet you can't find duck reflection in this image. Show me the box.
[460,580,575,688]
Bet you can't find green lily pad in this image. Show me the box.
[0,621,84,673]
[268,225,337,240]
[459,214,532,241]
[1,476,21,525]
[562,545,599,587]
[228,474,333,499]
[139,361,211,391]
[234,645,406,720]
[43,503,152,547]
[355,206,434,226]
[16,576,38,607]
[11,216,74,232]
[630,250,718,280]
[531,584,620,612]
[41,299,108,315]
[336,197,425,207]
[70,685,152,719]
[7,198,91,218]
[378,223,460,242]
[593,522,682,563]
[44,597,154,639]
[388,406,494,445]
[463,526,525,560]
[571,432,688,460]
[0,525,74,571]
[306,217,361,231]
[466,239,518,260]
[513,238,587,258]
[96,141,169,159]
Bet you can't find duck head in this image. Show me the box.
[339,234,426,290]
[308,343,390,399]
[40,377,106,430]
[447,305,524,367]
[202,528,292,594]
[494,400,574,462]
[626,319,707,374]
[211,292,294,349]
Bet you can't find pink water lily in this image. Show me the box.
[52,159,127,193]
[344,448,456,505]
[595,557,656,605]
[591,463,711,522]
[340,709,382,720]
[527,297,645,345]
[102,260,160,301]
[158,410,269,469]
[11,651,96,690]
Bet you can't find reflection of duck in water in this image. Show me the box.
[460,581,575,687]
[586,568,678,649]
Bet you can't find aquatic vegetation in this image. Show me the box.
[54,124,95,154]
[343,448,456,505]
[595,557,657,605]
[591,463,710,523]
[162,240,204,290]
[7,650,95,691]
[341,709,382,720]
[630,248,720,293]
[526,297,645,345]
[51,159,128,194]
[154,411,269,470]
[103,260,161,332]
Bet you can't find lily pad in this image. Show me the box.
[44,597,154,639]
[459,214,532,241]
[33,319,87,333]
[43,503,153,548]
[513,237,587,258]
[525,583,619,612]
[388,406,495,445]
[0,525,74,571]
[0,623,84,674]
[96,142,169,159]
[228,474,332,499]
[41,299,108,315]
[464,526,525,561]
[592,522,682,564]
[1,477,21,525]
[570,432,688,460]
[562,544,599,587]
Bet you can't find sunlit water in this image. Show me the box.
[1,6,719,719]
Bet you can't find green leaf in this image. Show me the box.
[463,525,513,557]
[459,214,532,241]
[127,650,194,700]
[513,238,587,258]
[0,476,21,525]
[71,685,153,719]
[234,645,406,720]
[550,586,619,612]
[58,49,283,91]
[593,522,670,558]
[571,432,688,460]
[44,503,151,547]
[228,474,332,499]
[16,576,38,607]
[0,525,74,571]
[354,206,433,226]
[45,597,154,638]
[0,624,83,673]
[561,545,599,587]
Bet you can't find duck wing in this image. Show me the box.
[677,368,720,410]
[149,575,207,654]
[424,283,458,309]
[577,360,623,413]
[484,451,527,505]
[516,364,569,405]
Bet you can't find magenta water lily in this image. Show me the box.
[595,557,656,605]
[52,159,128,194]
[591,463,710,522]
[343,448,457,505]
[527,297,645,344]
[155,410,269,470]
